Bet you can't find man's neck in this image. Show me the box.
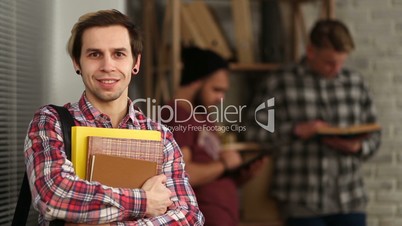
[89,97,128,128]
[102,102,128,128]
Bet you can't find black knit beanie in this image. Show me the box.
[180,46,228,86]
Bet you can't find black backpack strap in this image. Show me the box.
[12,172,31,226]
[49,104,75,160]
[12,105,75,226]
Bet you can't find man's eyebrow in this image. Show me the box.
[114,48,129,52]
[84,48,129,52]
[85,48,100,53]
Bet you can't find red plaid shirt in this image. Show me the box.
[24,94,204,225]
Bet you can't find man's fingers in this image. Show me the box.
[155,174,167,184]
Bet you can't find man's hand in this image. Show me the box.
[220,150,242,170]
[293,120,329,140]
[236,156,268,185]
[142,174,173,217]
[65,175,174,224]
[321,137,363,154]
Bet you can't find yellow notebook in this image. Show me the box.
[71,126,161,179]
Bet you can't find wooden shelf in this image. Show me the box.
[142,0,334,101]
[229,62,281,72]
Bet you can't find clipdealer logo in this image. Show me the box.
[132,98,274,133]
[254,97,275,133]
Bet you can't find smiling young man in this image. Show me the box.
[247,19,381,226]
[24,9,204,225]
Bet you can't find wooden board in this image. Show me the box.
[185,0,233,59]
[231,0,255,63]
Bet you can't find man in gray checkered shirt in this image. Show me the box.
[246,19,381,226]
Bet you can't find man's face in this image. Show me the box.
[77,25,136,104]
[307,45,349,79]
[196,69,229,107]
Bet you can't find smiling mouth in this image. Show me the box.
[100,80,117,84]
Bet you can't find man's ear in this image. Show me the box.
[190,79,203,90]
[72,59,81,75]
[131,54,142,75]
[306,44,315,60]
[133,54,141,71]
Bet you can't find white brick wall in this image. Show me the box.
[332,1,402,225]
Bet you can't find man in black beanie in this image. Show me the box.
[180,46,229,86]
[161,46,263,226]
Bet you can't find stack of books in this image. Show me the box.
[71,126,163,188]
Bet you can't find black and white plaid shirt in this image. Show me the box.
[246,61,381,216]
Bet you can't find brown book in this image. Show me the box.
[89,154,157,188]
[72,126,161,179]
[86,136,164,188]
[316,123,381,137]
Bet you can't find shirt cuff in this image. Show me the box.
[130,189,147,218]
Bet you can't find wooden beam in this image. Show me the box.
[155,0,173,104]
[171,0,181,94]
[142,0,155,99]
[231,0,255,63]
[322,0,335,19]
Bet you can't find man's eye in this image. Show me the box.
[115,52,126,58]
[89,52,100,58]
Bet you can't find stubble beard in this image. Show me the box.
[93,89,125,103]
[193,89,205,110]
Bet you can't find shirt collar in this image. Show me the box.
[78,93,101,121]
[299,57,348,84]
[77,92,135,122]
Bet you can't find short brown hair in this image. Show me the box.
[67,9,143,64]
[310,19,355,52]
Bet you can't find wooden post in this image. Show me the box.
[155,0,173,104]
[290,1,300,61]
[322,0,335,19]
[171,0,181,95]
[142,0,155,99]
[231,0,255,63]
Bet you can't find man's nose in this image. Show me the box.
[334,62,344,72]
[100,55,115,72]
[218,93,225,101]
